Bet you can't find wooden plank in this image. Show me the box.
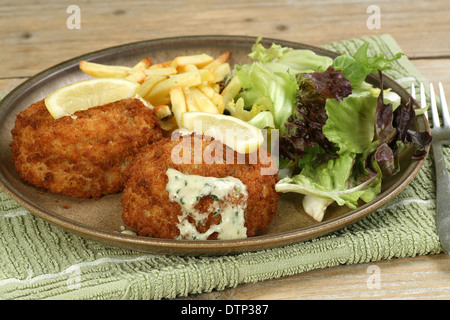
[413,58,450,99]
[185,254,450,300]
[0,78,27,94]
[0,0,449,78]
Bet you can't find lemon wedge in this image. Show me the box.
[44,78,140,119]
[181,112,264,154]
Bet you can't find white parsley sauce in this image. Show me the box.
[165,168,248,240]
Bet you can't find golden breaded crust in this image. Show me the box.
[11,98,163,198]
[121,133,279,239]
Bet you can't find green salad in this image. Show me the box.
[224,38,432,221]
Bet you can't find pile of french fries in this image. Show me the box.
[79,51,241,131]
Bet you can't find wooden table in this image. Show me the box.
[1,0,449,300]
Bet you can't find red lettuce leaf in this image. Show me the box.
[371,71,432,176]
[279,66,352,161]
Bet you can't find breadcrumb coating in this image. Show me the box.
[121,133,279,239]
[11,98,163,198]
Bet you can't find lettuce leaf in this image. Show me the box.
[392,98,433,159]
[234,38,334,134]
[371,72,433,172]
[247,111,275,129]
[323,95,378,154]
[332,42,404,89]
[279,67,352,162]
[236,39,430,222]
[275,152,382,211]
[276,95,383,218]
[275,72,432,220]
[235,62,297,134]
[249,38,333,73]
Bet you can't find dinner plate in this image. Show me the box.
[0,35,429,255]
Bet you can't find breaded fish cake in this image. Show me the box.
[121,133,279,240]
[11,98,163,198]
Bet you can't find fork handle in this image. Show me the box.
[432,142,450,253]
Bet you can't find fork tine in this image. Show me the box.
[420,83,428,120]
[430,83,441,128]
[411,82,429,121]
[411,83,416,99]
[438,82,450,127]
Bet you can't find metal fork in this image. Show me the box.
[411,82,450,253]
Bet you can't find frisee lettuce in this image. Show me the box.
[234,38,333,134]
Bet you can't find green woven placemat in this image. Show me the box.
[0,34,443,300]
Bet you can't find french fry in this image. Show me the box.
[189,87,219,114]
[170,87,187,127]
[149,60,173,69]
[198,84,215,99]
[146,71,202,106]
[177,64,198,73]
[198,84,224,113]
[171,54,214,69]
[153,104,172,120]
[124,69,147,83]
[204,51,230,71]
[221,75,242,107]
[131,57,152,71]
[78,52,234,121]
[79,60,132,78]
[144,67,177,76]
[137,74,168,98]
[199,69,215,84]
[213,63,231,83]
[211,92,224,114]
[184,88,199,112]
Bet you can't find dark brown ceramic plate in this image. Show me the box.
[0,35,429,255]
